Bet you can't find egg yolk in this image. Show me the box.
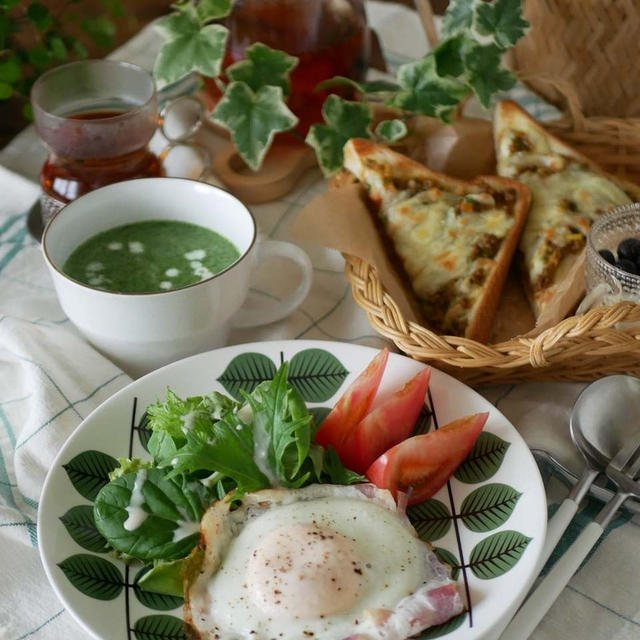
[246,521,365,618]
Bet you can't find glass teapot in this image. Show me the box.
[207,0,370,134]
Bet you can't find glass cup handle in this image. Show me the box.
[157,95,211,180]
[232,240,313,329]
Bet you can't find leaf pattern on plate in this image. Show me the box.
[59,505,108,553]
[454,432,510,483]
[133,614,191,639]
[57,554,124,600]
[134,567,184,611]
[50,346,536,640]
[62,450,119,501]
[416,612,467,638]
[309,406,331,428]
[216,352,277,399]
[460,483,522,533]
[413,404,433,435]
[468,530,532,579]
[137,411,153,452]
[407,498,452,542]
[288,349,349,402]
[434,547,461,581]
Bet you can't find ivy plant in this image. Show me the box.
[155,0,530,174]
[0,0,123,119]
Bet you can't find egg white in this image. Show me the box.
[185,484,462,640]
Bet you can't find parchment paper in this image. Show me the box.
[291,116,589,345]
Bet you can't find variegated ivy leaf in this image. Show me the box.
[375,119,408,143]
[464,42,516,108]
[305,95,372,176]
[475,0,530,50]
[316,75,400,94]
[154,11,228,89]
[196,0,235,23]
[212,82,298,171]
[441,0,477,39]
[227,43,298,95]
[388,55,469,123]
[433,34,468,78]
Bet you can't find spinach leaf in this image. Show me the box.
[94,467,211,561]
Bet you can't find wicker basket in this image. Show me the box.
[513,0,640,118]
[344,256,640,385]
[340,4,640,385]
[343,106,640,384]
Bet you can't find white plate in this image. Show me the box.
[38,340,546,640]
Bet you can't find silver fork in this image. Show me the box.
[500,432,640,640]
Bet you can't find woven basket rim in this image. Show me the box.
[344,253,640,372]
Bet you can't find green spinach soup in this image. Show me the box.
[63,220,241,293]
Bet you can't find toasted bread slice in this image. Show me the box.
[344,138,531,342]
[494,100,640,319]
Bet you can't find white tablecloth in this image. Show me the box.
[0,3,638,639]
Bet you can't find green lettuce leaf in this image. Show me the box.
[109,457,154,481]
[243,363,313,487]
[226,42,298,94]
[166,410,269,495]
[137,558,186,597]
[305,94,372,175]
[153,11,228,88]
[212,82,298,171]
[146,390,212,446]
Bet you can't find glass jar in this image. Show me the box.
[206,0,369,134]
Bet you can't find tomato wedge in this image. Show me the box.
[339,367,432,474]
[314,348,389,452]
[366,412,489,505]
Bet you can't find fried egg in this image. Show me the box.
[184,484,463,640]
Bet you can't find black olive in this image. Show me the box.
[617,237,640,261]
[598,249,615,265]
[615,258,639,275]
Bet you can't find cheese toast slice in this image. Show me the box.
[494,100,640,319]
[343,138,530,342]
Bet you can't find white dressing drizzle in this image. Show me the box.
[172,519,200,543]
[236,404,253,423]
[123,469,147,531]
[252,415,279,486]
[181,411,197,434]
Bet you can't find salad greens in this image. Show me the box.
[92,362,363,594]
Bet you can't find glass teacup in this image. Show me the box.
[32,60,164,224]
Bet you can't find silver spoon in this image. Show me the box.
[501,429,640,639]
[532,449,640,515]
[539,375,640,566]
[499,374,640,639]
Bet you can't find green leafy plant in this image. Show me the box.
[0,0,123,118]
[154,0,529,175]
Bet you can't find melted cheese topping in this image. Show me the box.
[381,190,514,334]
[499,129,632,291]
